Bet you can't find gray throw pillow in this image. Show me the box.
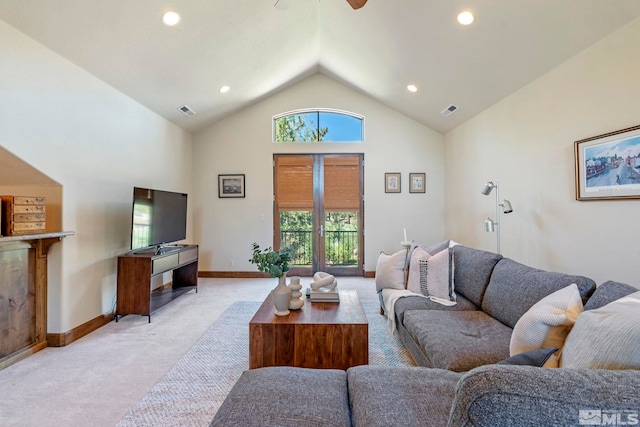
[497,347,559,367]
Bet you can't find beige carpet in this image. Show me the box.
[117,299,414,426]
[0,277,411,427]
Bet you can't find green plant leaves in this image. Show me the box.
[249,243,292,278]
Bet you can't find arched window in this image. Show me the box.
[273,109,364,142]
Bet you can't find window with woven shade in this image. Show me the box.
[274,155,313,210]
[273,154,363,276]
[324,156,361,212]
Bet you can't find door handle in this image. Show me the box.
[319,225,324,237]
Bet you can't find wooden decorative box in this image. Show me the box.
[1,196,46,235]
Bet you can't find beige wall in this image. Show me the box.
[7,11,637,335]
[0,20,195,333]
[445,17,640,287]
[193,74,446,273]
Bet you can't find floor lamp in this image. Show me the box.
[480,181,513,254]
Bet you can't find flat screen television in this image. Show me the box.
[130,187,188,253]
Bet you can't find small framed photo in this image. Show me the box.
[218,174,245,198]
[575,124,640,200]
[385,173,401,193]
[409,173,426,193]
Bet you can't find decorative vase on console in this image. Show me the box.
[249,242,293,316]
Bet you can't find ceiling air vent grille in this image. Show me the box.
[441,104,458,117]
[178,104,197,117]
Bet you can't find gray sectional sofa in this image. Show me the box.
[388,245,598,371]
[211,245,640,426]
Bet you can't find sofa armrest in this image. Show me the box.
[448,365,640,427]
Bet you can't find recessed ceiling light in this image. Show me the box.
[407,84,418,93]
[219,86,230,94]
[162,11,181,26]
[457,11,474,25]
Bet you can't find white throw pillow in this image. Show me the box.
[406,246,455,303]
[374,250,407,292]
[407,247,430,294]
[510,283,583,368]
[560,290,640,369]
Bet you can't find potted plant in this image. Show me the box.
[249,243,292,278]
[249,243,293,316]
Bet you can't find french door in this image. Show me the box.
[274,154,364,276]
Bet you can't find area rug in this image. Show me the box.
[117,300,415,427]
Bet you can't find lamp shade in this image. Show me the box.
[501,199,513,213]
[485,218,495,232]
[481,181,495,195]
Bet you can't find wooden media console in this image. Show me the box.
[116,244,198,322]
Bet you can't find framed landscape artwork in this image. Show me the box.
[385,173,401,193]
[409,173,426,193]
[575,124,640,201]
[218,174,245,198]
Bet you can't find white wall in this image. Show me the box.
[0,20,194,333]
[445,17,640,287]
[193,74,445,273]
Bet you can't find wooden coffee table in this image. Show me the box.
[249,289,368,370]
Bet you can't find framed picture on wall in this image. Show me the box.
[575,124,640,200]
[218,174,245,198]
[409,173,426,193]
[385,173,401,193]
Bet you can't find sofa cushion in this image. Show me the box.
[347,365,461,427]
[497,347,558,367]
[509,283,583,368]
[375,249,407,292]
[402,310,511,371]
[561,291,640,370]
[481,258,596,329]
[393,293,478,327]
[452,245,503,307]
[210,367,350,427]
[583,280,639,310]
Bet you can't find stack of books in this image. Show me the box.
[307,288,340,302]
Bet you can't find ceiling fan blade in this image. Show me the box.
[346,0,367,10]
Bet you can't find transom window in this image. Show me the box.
[273,109,364,142]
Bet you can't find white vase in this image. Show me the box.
[288,276,304,310]
[272,273,291,316]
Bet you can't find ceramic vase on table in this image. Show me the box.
[272,273,292,316]
[288,276,304,310]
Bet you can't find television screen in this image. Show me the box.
[130,187,188,251]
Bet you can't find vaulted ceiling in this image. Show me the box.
[3,1,640,134]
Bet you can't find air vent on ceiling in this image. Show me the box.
[177,104,197,117]
[440,104,459,117]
